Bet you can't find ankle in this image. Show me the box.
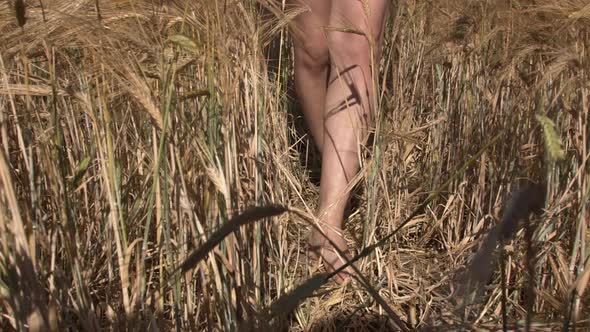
[311,222,343,237]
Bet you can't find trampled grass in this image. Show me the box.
[0,0,589,331]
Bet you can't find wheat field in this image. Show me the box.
[0,0,589,331]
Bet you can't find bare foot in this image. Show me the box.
[308,226,355,284]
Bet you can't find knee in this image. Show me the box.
[328,32,372,65]
[294,40,330,71]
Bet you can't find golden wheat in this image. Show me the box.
[0,0,588,331]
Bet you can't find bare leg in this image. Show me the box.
[290,1,345,280]
[291,0,331,152]
[308,0,389,283]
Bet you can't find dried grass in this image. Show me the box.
[0,0,589,331]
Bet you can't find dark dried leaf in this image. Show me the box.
[14,0,26,28]
[457,183,546,298]
[179,205,288,274]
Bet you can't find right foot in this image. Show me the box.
[308,226,355,284]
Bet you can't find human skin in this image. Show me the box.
[290,0,389,283]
